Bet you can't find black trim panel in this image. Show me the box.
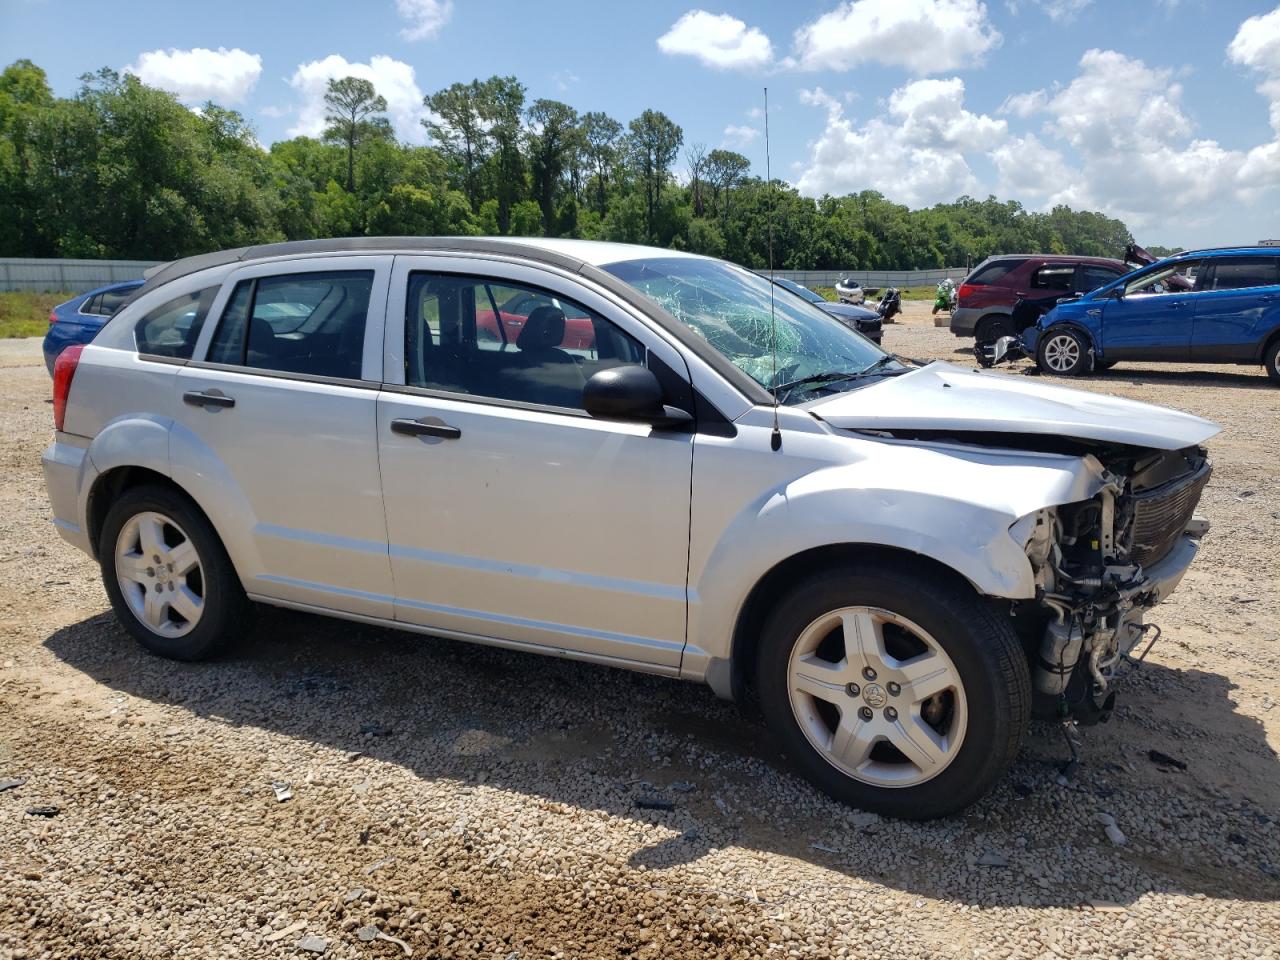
[182,359,381,391]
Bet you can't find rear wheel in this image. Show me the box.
[1037,327,1091,376]
[99,485,250,661]
[974,315,1012,346]
[1265,338,1280,385]
[756,563,1031,819]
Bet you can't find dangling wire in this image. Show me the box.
[765,86,781,452]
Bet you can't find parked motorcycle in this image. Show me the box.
[876,287,902,323]
[932,278,957,316]
[834,277,865,305]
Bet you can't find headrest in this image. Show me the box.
[517,306,566,351]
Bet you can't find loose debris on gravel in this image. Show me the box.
[1,326,1278,958]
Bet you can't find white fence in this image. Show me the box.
[0,258,161,293]
[0,257,971,294]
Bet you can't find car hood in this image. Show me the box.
[820,302,879,322]
[809,361,1220,450]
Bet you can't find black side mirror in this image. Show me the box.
[583,366,692,429]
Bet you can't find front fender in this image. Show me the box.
[683,442,1107,680]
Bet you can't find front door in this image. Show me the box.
[376,256,694,668]
[1100,260,1203,361]
[1190,257,1280,362]
[172,256,395,618]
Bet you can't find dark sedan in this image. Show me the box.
[768,276,882,344]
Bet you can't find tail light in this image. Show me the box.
[48,310,57,325]
[52,344,84,433]
[957,283,977,303]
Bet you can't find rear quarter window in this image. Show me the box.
[134,287,219,359]
[966,259,1028,286]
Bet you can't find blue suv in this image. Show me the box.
[1024,247,1280,384]
[42,279,144,374]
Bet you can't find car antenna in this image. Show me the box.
[765,86,782,452]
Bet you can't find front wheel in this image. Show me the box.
[1264,338,1280,385]
[756,563,1031,819]
[1037,328,1091,376]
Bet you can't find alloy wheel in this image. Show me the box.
[786,607,968,788]
[114,510,205,638]
[1042,333,1082,372]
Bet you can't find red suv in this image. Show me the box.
[950,256,1131,344]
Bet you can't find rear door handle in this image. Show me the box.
[183,390,235,409]
[391,417,461,440]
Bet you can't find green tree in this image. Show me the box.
[526,98,578,236]
[322,76,390,192]
[627,109,682,243]
[581,111,622,213]
[423,79,490,211]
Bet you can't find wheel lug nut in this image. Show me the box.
[845,682,860,697]
[862,666,877,681]
[885,706,898,721]
[887,682,901,696]
[858,706,873,721]
[153,554,161,563]
[146,567,155,578]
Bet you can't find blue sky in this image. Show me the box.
[3,0,1280,249]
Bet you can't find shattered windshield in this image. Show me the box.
[603,257,892,402]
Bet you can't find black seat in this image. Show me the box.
[503,305,584,406]
[516,307,574,364]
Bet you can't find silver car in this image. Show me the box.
[43,238,1218,818]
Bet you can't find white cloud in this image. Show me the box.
[395,0,453,41]
[1229,6,1280,189]
[657,10,773,70]
[999,89,1049,117]
[124,47,262,105]
[791,0,1001,75]
[722,124,760,148]
[795,78,998,205]
[1008,0,1093,21]
[288,55,427,144]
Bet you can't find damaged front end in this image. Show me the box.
[1015,444,1212,724]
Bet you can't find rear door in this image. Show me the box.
[376,254,694,667]
[1190,257,1280,362]
[172,256,395,618]
[1100,260,1203,361]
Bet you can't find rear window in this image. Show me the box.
[1207,258,1280,291]
[134,287,219,359]
[966,259,1027,286]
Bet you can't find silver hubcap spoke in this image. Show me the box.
[787,606,968,789]
[1045,335,1078,371]
[114,511,204,639]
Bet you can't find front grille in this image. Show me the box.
[1129,461,1211,566]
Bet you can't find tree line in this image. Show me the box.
[0,58,1142,271]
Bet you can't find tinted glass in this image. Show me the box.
[99,289,133,315]
[134,287,219,359]
[1078,265,1124,292]
[1208,258,1280,291]
[603,257,889,401]
[1031,265,1075,291]
[207,271,373,379]
[967,259,1027,286]
[1125,262,1201,296]
[405,273,645,410]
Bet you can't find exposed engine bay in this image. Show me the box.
[1016,444,1211,724]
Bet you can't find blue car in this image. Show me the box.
[1024,247,1280,384]
[43,279,144,374]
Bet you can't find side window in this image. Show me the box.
[134,287,219,359]
[404,273,646,410]
[966,259,1026,286]
[1207,258,1280,291]
[1030,264,1075,292]
[99,289,133,315]
[1125,261,1200,297]
[1077,266,1124,293]
[82,294,103,315]
[207,271,373,379]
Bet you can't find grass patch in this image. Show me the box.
[0,291,69,338]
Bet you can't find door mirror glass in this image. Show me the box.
[583,366,691,428]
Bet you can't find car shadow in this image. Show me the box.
[44,607,1280,908]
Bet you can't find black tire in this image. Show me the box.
[756,562,1031,820]
[1265,338,1280,385]
[1036,327,1092,376]
[1094,360,1116,371]
[99,484,251,661]
[974,315,1012,346]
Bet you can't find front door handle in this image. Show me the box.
[391,417,461,440]
[183,390,235,409]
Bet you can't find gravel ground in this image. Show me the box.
[1,328,1278,959]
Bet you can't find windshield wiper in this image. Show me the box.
[775,358,905,403]
[860,354,900,375]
